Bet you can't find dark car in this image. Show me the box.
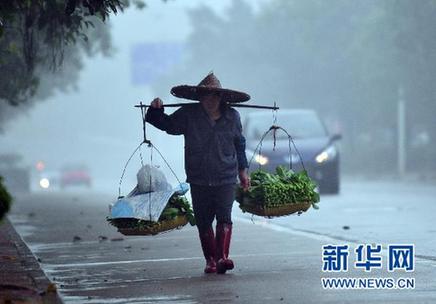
[243,109,341,194]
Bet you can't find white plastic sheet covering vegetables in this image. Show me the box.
[109,165,189,222]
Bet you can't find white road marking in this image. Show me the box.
[234,215,337,242]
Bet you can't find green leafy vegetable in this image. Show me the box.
[107,194,196,231]
[161,195,196,226]
[236,166,320,212]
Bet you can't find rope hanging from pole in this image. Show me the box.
[117,102,185,199]
[247,125,306,173]
[272,102,278,151]
[139,101,151,145]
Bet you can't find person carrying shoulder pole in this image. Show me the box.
[146,72,251,274]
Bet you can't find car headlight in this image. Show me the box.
[255,154,269,165]
[39,178,50,189]
[315,145,337,164]
[246,149,269,165]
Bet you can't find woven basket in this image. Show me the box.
[117,215,188,236]
[240,201,311,217]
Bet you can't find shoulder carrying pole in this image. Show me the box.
[135,102,279,110]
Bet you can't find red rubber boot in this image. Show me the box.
[199,227,216,273]
[216,223,234,274]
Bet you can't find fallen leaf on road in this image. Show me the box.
[46,283,57,293]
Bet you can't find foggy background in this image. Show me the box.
[1,0,435,195]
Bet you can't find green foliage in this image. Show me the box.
[107,194,196,232]
[0,176,13,223]
[0,1,112,113]
[236,166,320,211]
[0,1,125,67]
[162,195,196,226]
[0,0,148,128]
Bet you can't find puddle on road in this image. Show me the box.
[53,275,204,292]
[43,256,203,270]
[62,295,197,304]
[27,236,176,253]
[30,242,93,251]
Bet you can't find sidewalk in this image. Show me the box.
[0,218,62,304]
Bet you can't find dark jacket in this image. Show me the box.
[146,103,248,186]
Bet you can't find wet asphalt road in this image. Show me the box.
[8,178,436,303]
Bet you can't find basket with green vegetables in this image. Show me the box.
[236,166,320,217]
[107,195,196,235]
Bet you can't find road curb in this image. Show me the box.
[0,218,63,304]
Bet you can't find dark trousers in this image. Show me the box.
[190,184,235,233]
